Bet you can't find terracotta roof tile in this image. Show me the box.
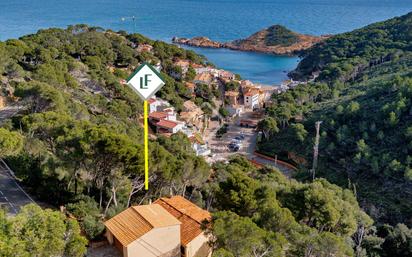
[104,204,181,247]
[156,120,178,129]
[133,204,181,228]
[154,196,211,246]
[194,73,213,83]
[149,111,168,120]
[244,89,260,96]
[148,98,157,104]
[104,207,153,246]
[185,82,196,89]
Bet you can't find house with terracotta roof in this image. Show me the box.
[136,44,153,53]
[148,97,176,114]
[244,88,260,109]
[105,196,212,257]
[155,196,212,257]
[156,119,184,134]
[193,72,213,85]
[174,60,191,74]
[179,100,204,129]
[184,82,196,95]
[105,204,181,257]
[148,98,161,113]
[189,134,211,157]
[149,111,170,123]
[216,70,235,80]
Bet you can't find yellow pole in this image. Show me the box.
[144,100,149,190]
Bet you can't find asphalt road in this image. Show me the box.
[206,111,295,176]
[0,105,23,125]
[0,160,35,215]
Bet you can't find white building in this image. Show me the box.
[244,89,260,109]
[156,120,184,134]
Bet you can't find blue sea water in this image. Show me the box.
[1,0,411,84]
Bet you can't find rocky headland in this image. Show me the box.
[173,25,330,56]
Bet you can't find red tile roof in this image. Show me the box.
[148,98,157,104]
[244,89,260,97]
[104,204,180,246]
[149,111,168,120]
[155,196,211,246]
[156,120,178,129]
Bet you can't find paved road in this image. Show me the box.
[0,160,35,215]
[207,111,295,176]
[250,155,294,177]
[0,105,23,125]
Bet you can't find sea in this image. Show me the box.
[1,0,411,85]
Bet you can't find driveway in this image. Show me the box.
[0,159,35,215]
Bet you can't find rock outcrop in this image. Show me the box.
[173,25,330,56]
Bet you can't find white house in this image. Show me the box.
[156,120,184,134]
[244,89,260,109]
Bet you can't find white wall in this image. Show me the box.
[172,123,184,133]
[126,225,181,257]
[185,233,212,257]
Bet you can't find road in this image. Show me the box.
[0,159,35,215]
[250,154,294,177]
[0,105,24,125]
[206,110,295,176]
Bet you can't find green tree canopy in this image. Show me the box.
[0,204,87,257]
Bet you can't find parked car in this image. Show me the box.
[228,141,241,152]
[239,119,257,128]
[235,135,245,141]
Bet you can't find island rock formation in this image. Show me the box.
[173,25,330,55]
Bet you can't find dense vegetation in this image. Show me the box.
[0,25,210,240]
[264,25,300,46]
[290,12,412,81]
[0,20,411,256]
[208,157,412,257]
[258,11,412,236]
[0,204,87,256]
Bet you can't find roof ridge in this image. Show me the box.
[157,197,206,225]
[131,206,155,229]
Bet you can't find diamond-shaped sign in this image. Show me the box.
[126,63,165,100]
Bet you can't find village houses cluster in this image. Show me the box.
[173,59,273,116]
[122,47,275,158]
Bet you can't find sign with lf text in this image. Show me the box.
[127,63,165,190]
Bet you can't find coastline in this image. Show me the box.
[172,29,329,57]
[174,40,299,57]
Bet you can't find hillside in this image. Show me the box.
[173,25,328,55]
[290,12,412,81]
[2,26,409,257]
[0,25,212,221]
[258,13,412,227]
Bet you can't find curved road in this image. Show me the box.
[206,111,295,176]
[0,159,35,215]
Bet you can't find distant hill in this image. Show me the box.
[259,12,412,225]
[173,25,329,55]
[290,12,412,81]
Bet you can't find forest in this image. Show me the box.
[256,11,412,256]
[0,20,411,256]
